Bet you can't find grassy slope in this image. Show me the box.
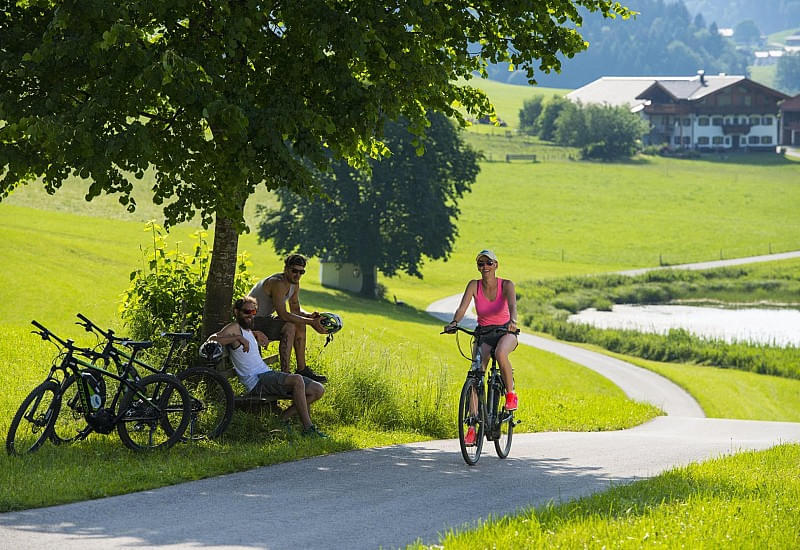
[0,202,655,511]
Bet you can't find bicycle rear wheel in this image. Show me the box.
[6,381,60,455]
[174,366,234,441]
[117,374,191,451]
[458,377,485,465]
[50,374,89,444]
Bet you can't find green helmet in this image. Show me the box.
[319,312,343,334]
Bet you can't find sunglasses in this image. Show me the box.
[240,308,257,315]
[476,261,495,268]
[291,268,306,275]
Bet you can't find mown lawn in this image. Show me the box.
[415,443,800,549]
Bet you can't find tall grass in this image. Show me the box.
[532,320,800,380]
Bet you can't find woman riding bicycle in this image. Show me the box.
[445,249,519,443]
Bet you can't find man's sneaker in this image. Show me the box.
[464,426,477,446]
[505,391,518,411]
[297,366,328,384]
[301,424,329,439]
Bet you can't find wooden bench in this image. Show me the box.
[505,153,537,162]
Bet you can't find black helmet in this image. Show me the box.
[199,341,224,363]
[319,312,343,334]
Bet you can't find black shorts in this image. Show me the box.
[253,316,286,341]
[476,323,514,349]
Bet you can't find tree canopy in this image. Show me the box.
[258,113,480,298]
[0,0,633,334]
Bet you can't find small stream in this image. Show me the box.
[568,304,800,347]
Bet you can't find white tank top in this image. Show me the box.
[248,275,296,317]
[228,329,269,392]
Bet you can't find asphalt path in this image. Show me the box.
[2,253,800,549]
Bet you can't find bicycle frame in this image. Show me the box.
[76,313,192,376]
[32,321,173,438]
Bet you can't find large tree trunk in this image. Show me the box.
[202,210,241,339]
[359,262,377,298]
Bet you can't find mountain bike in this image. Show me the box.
[442,324,520,465]
[71,313,234,442]
[6,321,191,455]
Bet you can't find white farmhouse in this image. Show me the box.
[567,71,791,151]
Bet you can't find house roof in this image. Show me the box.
[567,74,787,109]
[781,94,800,111]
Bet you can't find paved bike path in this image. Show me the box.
[2,252,800,549]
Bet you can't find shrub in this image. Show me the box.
[120,222,254,361]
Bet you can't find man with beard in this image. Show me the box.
[208,296,327,438]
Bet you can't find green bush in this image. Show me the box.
[119,222,254,361]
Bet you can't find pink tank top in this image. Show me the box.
[475,278,510,326]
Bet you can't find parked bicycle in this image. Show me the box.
[442,324,520,465]
[6,321,192,455]
[72,313,234,442]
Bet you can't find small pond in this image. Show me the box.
[568,304,800,347]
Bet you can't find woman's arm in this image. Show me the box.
[504,279,518,332]
[446,280,476,328]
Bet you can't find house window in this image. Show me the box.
[762,117,773,125]
[712,136,724,145]
[725,137,731,145]
[682,136,691,145]
[761,136,772,144]
[748,135,760,144]
[697,136,710,145]
[725,118,733,125]
[673,136,681,145]
[712,117,723,126]
[749,116,760,125]
[744,95,752,106]
[698,117,710,126]
[718,93,731,106]
[682,118,691,126]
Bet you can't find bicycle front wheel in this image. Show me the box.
[458,377,485,466]
[175,366,234,441]
[494,409,514,459]
[51,374,88,445]
[117,374,191,451]
[6,381,60,455]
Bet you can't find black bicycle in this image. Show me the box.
[71,313,234,442]
[442,324,520,465]
[6,321,192,455]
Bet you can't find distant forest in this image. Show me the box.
[486,0,751,89]
[682,0,800,34]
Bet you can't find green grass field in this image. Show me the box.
[415,443,800,549]
[2,78,800,547]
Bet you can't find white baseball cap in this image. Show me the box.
[475,249,498,263]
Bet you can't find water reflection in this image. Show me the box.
[568,304,800,347]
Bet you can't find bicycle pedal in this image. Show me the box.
[512,419,523,427]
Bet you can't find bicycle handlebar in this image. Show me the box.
[31,320,104,361]
[440,324,520,336]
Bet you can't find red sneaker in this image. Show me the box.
[464,426,477,445]
[505,391,518,411]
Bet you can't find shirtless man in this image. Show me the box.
[248,254,329,383]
